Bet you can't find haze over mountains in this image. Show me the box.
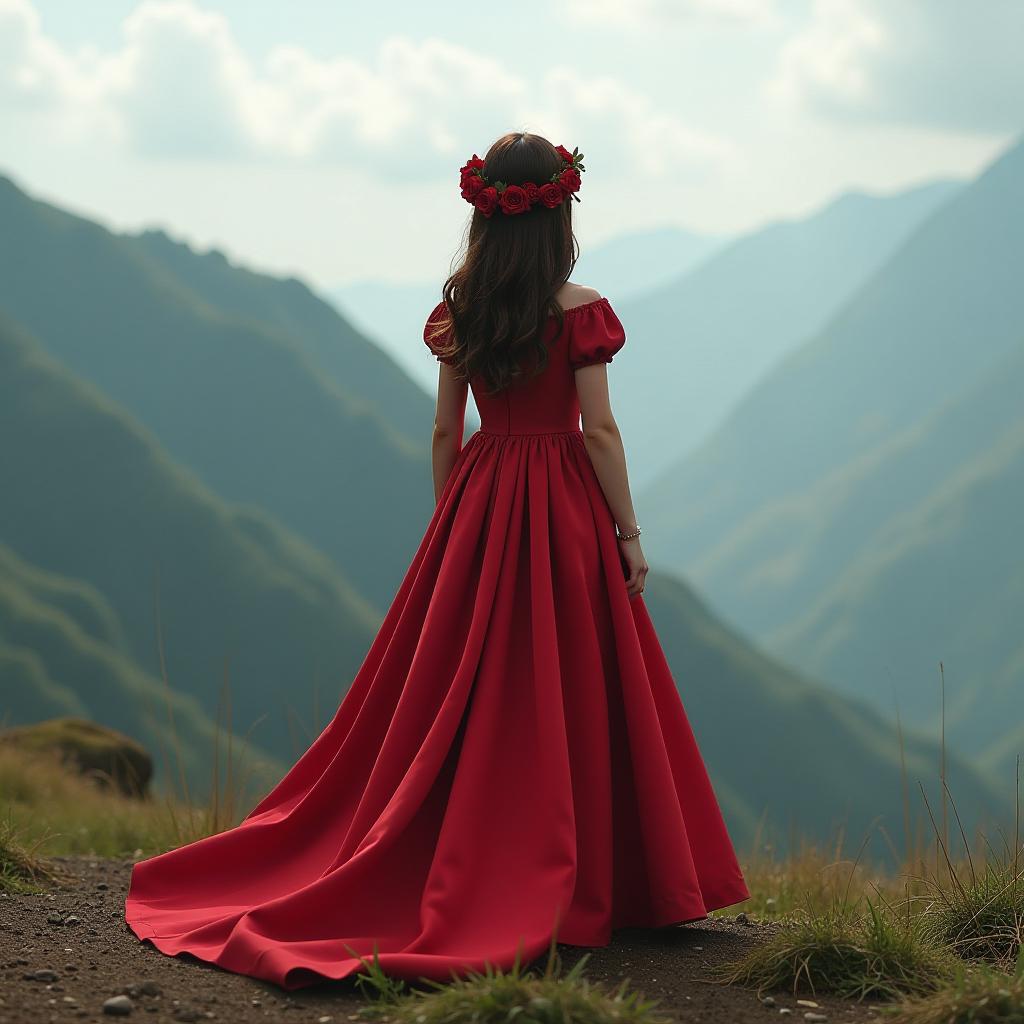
[614,180,961,485]
[0,145,1016,851]
[640,135,1024,780]
[331,225,723,396]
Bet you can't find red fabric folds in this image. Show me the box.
[125,296,750,990]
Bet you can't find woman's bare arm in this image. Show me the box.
[575,363,649,596]
[431,362,469,504]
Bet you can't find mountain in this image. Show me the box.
[128,228,434,445]
[614,179,961,486]
[0,315,380,773]
[0,173,432,610]
[0,543,287,800]
[642,570,1003,860]
[639,136,1024,775]
[766,348,1024,778]
[568,225,723,299]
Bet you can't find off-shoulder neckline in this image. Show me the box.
[551,295,610,318]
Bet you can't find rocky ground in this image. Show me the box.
[1,856,887,1024]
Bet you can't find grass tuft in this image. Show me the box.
[0,810,75,894]
[711,894,958,1001]
[882,947,1024,1024]
[913,854,1024,970]
[349,933,670,1024]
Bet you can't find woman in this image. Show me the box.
[124,131,750,990]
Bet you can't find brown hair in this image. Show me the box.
[429,131,579,394]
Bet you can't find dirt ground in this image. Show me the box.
[0,856,887,1024]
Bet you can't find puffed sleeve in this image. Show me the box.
[423,300,456,365]
[567,298,626,369]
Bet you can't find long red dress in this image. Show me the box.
[124,295,750,990]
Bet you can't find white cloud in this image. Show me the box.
[0,0,731,181]
[0,0,116,140]
[563,0,778,28]
[771,0,1024,134]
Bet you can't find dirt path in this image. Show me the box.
[1,856,884,1024]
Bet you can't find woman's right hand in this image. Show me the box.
[618,536,649,597]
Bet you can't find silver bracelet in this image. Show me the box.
[616,524,641,540]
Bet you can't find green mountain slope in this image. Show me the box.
[643,140,1021,561]
[0,315,380,768]
[129,228,434,444]
[0,543,287,799]
[769,396,1024,778]
[642,570,1003,859]
[615,180,960,486]
[638,136,1024,777]
[0,174,432,610]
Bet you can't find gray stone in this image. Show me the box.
[103,994,135,1016]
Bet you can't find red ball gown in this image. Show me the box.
[124,295,751,990]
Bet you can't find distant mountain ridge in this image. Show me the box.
[0,173,434,610]
[615,179,962,486]
[0,314,377,782]
[639,135,1024,778]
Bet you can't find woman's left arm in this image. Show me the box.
[431,363,468,504]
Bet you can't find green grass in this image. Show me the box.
[913,851,1023,969]
[882,947,1024,1024]
[710,894,958,1000]
[350,937,670,1024]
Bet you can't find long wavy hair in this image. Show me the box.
[429,131,580,395]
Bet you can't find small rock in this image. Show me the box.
[103,994,134,1016]
[24,968,60,982]
[736,911,750,924]
[779,1010,793,1016]
[798,1001,821,1008]
[804,1014,828,1022]
[65,915,82,926]
[139,980,161,997]
[172,1008,200,1022]
[761,996,776,1006]
[97,883,110,891]
[47,912,64,925]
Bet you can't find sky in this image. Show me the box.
[1,0,1020,291]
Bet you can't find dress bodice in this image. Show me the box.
[423,297,626,436]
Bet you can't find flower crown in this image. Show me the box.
[459,144,585,218]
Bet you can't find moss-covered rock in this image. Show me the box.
[0,717,152,798]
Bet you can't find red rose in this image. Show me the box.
[522,181,541,205]
[555,145,574,165]
[558,167,581,195]
[538,182,564,208]
[474,186,499,217]
[498,184,530,215]
[460,154,485,178]
[461,174,486,200]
